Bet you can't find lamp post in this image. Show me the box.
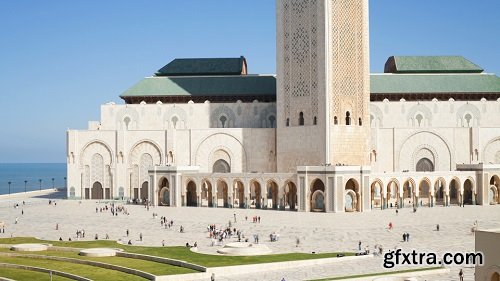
[52,178,55,189]
[8,181,11,195]
[24,180,27,193]
[39,179,42,191]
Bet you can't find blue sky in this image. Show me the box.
[0,0,498,163]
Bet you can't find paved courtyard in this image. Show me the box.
[0,190,499,280]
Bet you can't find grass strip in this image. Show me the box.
[0,237,353,268]
[0,248,196,275]
[0,255,145,281]
[309,266,444,281]
[0,267,72,281]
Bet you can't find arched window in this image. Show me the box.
[171,116,179,129]
[299,112,304,126]
[123,117,131,130]
[313,116,317,125]
[219,115,227,128]
[464,113,472,127]
[415,114,423,127]
[359,118,362,126]
[268,115,276,128]
[286,118,290,127]
[345,112,351,125]
[334,116,338,125]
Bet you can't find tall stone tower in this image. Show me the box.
[276,0,371,172]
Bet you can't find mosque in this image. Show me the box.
[67,0,500,212]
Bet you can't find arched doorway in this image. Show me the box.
[267,181,279,209]
[418,179,431,207]
[345,179,360,212]
[235,181,245,208]
[158,177,169,206]
[213,159,230,173]
[250,180,262,209]
[463,179,474,205]
[490,175,500,204]
[434,178,446,206]
[201,180,213,207]
[449,178,460,205]
[91,182,103,199]
[186,181,197,207]
[217,180,229,208]
[402,180,415,207]
[310,179,325,212]
[386,180,399,208]
[140,181,149,202]
[370,181,383,209]
[416,158,434,172]
[284,181,298,211]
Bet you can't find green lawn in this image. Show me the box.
[0,237,353,268]
[309,267,444,281]
[0,248,196,276]
[0,255,145,281]
[0,267,72,281]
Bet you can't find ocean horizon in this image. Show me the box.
[0,163,66,195]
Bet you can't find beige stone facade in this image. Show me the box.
[66,0,500,213]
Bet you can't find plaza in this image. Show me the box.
[0,190,499,280]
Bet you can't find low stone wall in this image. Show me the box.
[0,262,91,281]
[117,251,206,272]
[0,252,155,280]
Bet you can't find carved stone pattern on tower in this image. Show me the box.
[283,0,320,123]
[330,0,366,120]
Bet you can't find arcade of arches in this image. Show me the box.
[134,172,499,212]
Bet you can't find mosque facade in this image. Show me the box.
[67,0,500,212]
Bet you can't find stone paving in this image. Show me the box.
[0,190,498,280]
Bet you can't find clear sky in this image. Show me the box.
[0,0,498,163]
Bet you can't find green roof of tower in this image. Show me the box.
[155,56,247,76]
[384,56,484,74]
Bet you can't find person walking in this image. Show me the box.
[459,268,464,281]
[139,233,143,241]
[358,241,362,251]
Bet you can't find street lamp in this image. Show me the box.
[8,181,11,195]
[24,180,27,193]
[39,179,42,191]
[52,178,55,189]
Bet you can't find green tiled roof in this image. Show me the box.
[371,73,500,94]
[385,56,484,74]
[120,75,276,98]
[156,57,247,76]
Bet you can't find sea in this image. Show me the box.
[0,163,66,195]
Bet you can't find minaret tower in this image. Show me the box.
[276,0,371,212]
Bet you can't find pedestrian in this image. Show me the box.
[126,229,129,237]
[55,223,58,230]
[15,217,18,224]
[436,224,440,231]
[395,209,398,215]
[140,233,143,241]
[162,240,165,246]
[21,209,24,215]
[407,233,410,242]
[296,237,300,247]
[459,268,464,281]
[403,233,406,242]
[358,241,362,251]
[388,222,393,230]
[211,273,215,281]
